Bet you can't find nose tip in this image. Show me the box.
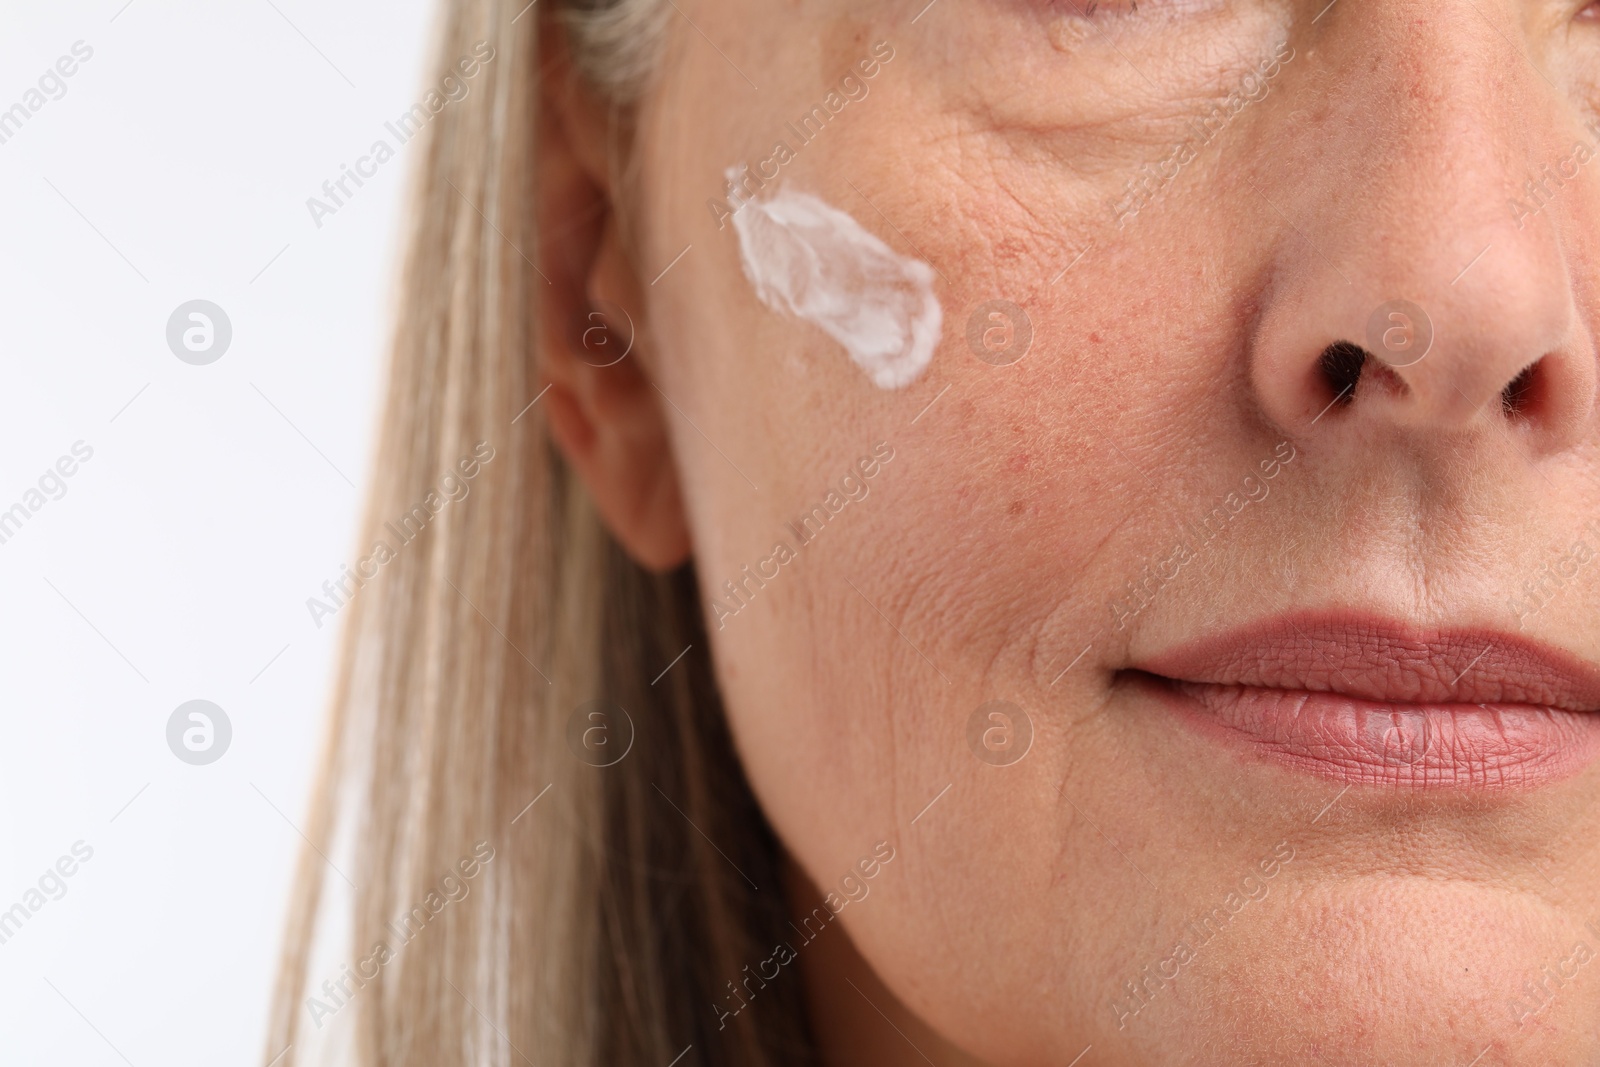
[1251,269,1595,451]
[1360,270,1590,436]
[1314,335,1567,428]
[1242,7,1598,456]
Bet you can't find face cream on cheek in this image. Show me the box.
[730,183,942,390]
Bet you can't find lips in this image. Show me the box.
[1132,613,1600,789]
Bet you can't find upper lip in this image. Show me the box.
[1131,611,1600,712]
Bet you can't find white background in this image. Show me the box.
[0,2,434,1063]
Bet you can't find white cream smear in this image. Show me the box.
[730,183,942,390]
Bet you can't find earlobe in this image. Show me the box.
[536,33,691,574]
[542,229,692,572]
[543,361,692,572]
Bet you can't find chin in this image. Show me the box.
[1098,879,1600,1067]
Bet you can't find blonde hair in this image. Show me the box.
[265,1,815,1062]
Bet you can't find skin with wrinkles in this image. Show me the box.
[605,0,1600,1062]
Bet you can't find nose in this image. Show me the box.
[1248,0,1597,454]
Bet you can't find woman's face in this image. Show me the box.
[623,1,1600,1061]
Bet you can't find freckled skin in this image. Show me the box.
[625,1,1600,1063]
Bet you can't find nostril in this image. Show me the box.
[1317,341,1367,407]
[1502,363,1538,417]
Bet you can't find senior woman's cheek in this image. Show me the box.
[635,2,1558,1064]
[638,10,1285,1066]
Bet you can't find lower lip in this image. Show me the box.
[1147,678,1600,789]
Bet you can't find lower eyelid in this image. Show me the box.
[1048,0,1230,20]
[1051,0,1141,17]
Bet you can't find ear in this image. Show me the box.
[536,26,691,573]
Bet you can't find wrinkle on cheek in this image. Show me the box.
[949,153,1073,281]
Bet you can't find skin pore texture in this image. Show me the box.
[538,0,1600,1063]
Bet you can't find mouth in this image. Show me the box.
[1128,612,1600,789]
